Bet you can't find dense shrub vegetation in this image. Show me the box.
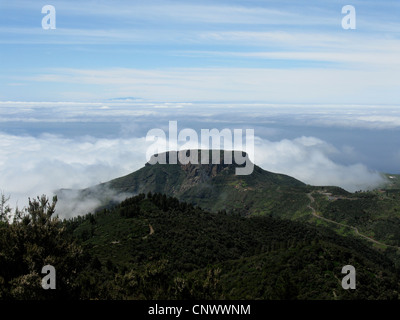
[1,193,399,300]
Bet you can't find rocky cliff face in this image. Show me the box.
[58,149,307,217]
[148,150,246,192]
[178,162,230,192]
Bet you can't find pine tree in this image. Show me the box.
[0,193,11,223]
[0,195,85,299]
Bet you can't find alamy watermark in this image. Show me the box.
[41,4,356,31]
[41,265,56,289]
[42,5,56,30]
[342,5,356,30]
[341,265,356,290]
[146,121,255,175]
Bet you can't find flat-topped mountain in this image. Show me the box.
[60,150,312,217]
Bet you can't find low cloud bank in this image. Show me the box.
[0,133,148,218]
[56,186,135,219]
[0,133,387,219]
[254,136,386,192]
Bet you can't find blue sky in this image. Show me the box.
[0,1,399,215]
[0,0,399,103]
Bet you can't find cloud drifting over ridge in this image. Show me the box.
[0,131,386,218]
[253,136,386,192]
[0,133,148,215]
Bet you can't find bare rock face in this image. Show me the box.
[177,151,228,192]
[148,150,245,193]
[178,162,230,193]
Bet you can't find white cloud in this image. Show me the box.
[356,116,400,128]
[0,130,387,219]
[1,102,400,130]
[305,113,400,129]
[192,50,400,67]
[1,1,331,26]
[0,133,148,217]
[19,66,400,104]
[254,136,386,192]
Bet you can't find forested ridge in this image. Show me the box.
[1,192,399,300]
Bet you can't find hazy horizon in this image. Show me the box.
[1,0,399,214]
[0,101,398,216]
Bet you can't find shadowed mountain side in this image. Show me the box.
[55,150,400,253]
[66,193,400,300]
[58,150,316,218]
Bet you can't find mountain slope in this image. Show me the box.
[67,150,312,218]
[66,193,400,300]
[57,150,400,251]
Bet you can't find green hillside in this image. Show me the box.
[310,188,400,250]
[382,174,400,189]
[69,150,311,218]
[64,193,399,300]
[59,150,400,252]
[2,191,400,299]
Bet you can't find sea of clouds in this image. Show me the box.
[0,102,397,218]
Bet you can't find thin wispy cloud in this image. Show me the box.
[1,0,399,103]
[0,0,399,214]
[16,66,400,104]
[0,1,332,26]
[2,101,400,128]
[0,130,387,218]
